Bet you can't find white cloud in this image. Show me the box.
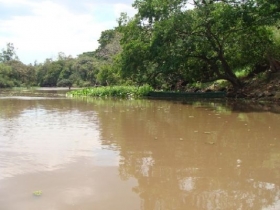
[0,0,136,64]
[0,0,30,5]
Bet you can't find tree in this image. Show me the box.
[5,60,36,86]
[96,61,122,86]
[57,79,73,89]
[119,0,280,90]
[118,16,158,86]
[72,54,101,86]
[36,58,63,87]
[95,29,123,61]
[0,63,14,87]
[0,43,19,62]
[92,28,125,86]
[36,53,76,87]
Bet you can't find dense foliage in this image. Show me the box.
[0,31,122,88]
[1,0,280,90]
[118,0,280,90]
[68,85,153,98]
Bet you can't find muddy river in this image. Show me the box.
[0,88,280,210]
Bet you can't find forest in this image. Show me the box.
[1,0,280,92]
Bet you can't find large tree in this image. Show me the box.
[119,0,280,89]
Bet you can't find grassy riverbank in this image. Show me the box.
[67,85,153,98]
[60,68,280,103]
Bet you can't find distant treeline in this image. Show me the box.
[0,31,123,88]
[1,0,280,90]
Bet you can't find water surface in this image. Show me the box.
[0,88,280,210]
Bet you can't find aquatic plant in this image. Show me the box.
[67,85,153,99]
[33,190,42,196]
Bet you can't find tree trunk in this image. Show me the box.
[268,57,280,73]
[226,74,243,90]
[218,53,242,90]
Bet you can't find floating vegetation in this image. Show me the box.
[67,85,153,99]
[33,190,42,196]
[205,141,215,145]
[204,132,211,134]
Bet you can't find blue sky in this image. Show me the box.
[0,0,136,64]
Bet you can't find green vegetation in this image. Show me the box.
[1,0,280,94]
[33,190,42,196]
[57,79,73,88]
[0,32,122,88]
[68,85,153,98]
[117,0,280,90]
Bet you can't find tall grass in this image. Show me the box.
[67,85,153,98]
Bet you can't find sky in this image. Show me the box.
[0,0,136,64]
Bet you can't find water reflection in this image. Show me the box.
[88,98,280,210]
[0,90,280,210]
[0,96,101,179]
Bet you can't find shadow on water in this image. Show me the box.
[227,100,280,114]
[150,97,280,114]
[0,87,78,98]
[80,97,280,210]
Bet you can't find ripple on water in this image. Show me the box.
[0,97,102,180]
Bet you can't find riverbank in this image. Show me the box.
[236,72,280,102]
[191,71,280,103]
[66,72,280,103]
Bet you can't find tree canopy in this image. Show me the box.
[118,0,280,89]
[1,0,280,90]
[0,43,18,63]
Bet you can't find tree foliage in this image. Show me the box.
[0,43,18,63]
[118,0,280,89]
[1,1,280,90]
[33,31,123,88]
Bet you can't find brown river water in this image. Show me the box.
[0,88,280,210]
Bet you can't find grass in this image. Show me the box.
[67,85,153,99]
